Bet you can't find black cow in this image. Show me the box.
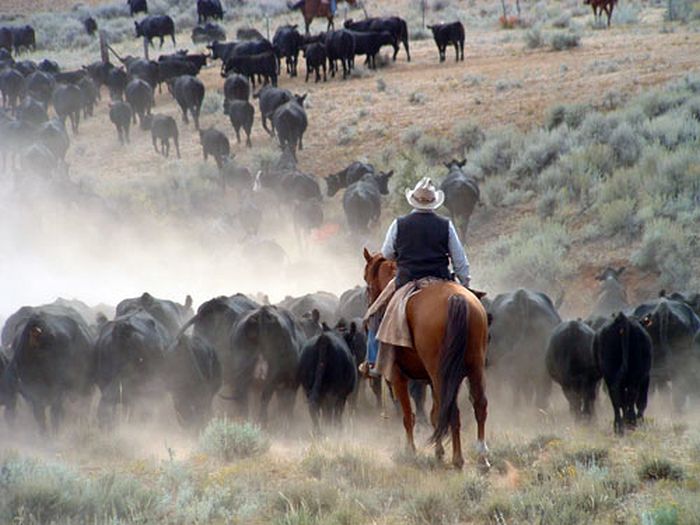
[274,24,304,77]
[125,78,154,127]
[342,171,394,234]
[225,99,254,147]
[109,101,133,144]
[326,161,375,196]
[17,96,47,126]
[52,84,82,133]
[222,51,278,88]
[223,72,250,101]
[0,68,24,112]
[222,161,253,193]
[143,113,180,158]
[281,168,322,202]
[197,0,224,23]
[168,74,204,129]
[53,69,87,85]
[632,298,700,411]
[135,16,176,48]
[298,329,357,433]
[278,292,340,326]
[667,291,700,318]
[78,76,98,117]
[157,59,197,91]
[546,320,600,420]
[440,159,479,239]
[344,17,411,62]
[337,286,367,320]
[192,23,226,44]
[272,95,307,159]
[25,71,54,105]
[127,0,148,17]
[199,127,230,169]
[0,119,35,171]
[165,334,222,429]
[158,51,208,74]
[0,28,12,54]
[346,30,395,69]
[185,294,258,395]
[207,40,238,64]
[0,349,16,422]
[486,288,562,409]
[127,58,159,90]
[115,292,192,339]
[95,310,170,426]
[10,26,36,55]
[594,312,652,435]
[325,30,355,79]
[255,85,293,135]
[37,118,70,163]
[106,66,128,100]
[83,60,114,94]
[84,17,98,36]
[37,59,59,74]
[229,305,305,423]
[13,59,37,76]
[2,305,95,433]
[237,27,266,40]
[427,21,465,62]
[592,266,628,316]
[303,41,327,82]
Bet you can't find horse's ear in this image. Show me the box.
[458,158,467,167]
[384,170,394,178]
[363,247,372,262]
[184,295,193,309]
[349,321,357,337]
[312,309,320,323]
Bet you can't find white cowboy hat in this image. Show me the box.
[405,177,445,210]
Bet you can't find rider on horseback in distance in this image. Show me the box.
[360,177,471,377]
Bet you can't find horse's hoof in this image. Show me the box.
[477,456,491,474]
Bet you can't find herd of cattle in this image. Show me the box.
[0,268,699,438]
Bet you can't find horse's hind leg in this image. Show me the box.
[449,407,464,469]
[468,368,489,465]
[391,369,416,453]
[429,387,445,461]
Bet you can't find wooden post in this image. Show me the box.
[99,30,109,63]
[143,36,149,61]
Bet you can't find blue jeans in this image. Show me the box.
[366,328,379,365]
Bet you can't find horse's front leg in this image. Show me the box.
[391,367,416,453]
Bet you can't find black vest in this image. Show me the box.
[395,211,451,287]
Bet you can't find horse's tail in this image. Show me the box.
[431,294,469,445]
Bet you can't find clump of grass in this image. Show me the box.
[475,126,523,176]
[415,134,453,162]
[638,457,685,481]
[201,91,224,115]
[403,489,455,525]
[550,31,581,51]
[401,125,424,146]
[565,447,610,468]
[337,125,358,145]
[199,419,270,461]
[632,219,694,289]
[609,122,644,166]
[408,91,428,105]
[482,175,510,207]
[612,2,641,24]
[453,118,485,152]
[552,12,571,28]
[376,78,387,92]
[524,26,545,49]
[597,197,638,238]
[545,103,591,130]
[495,78,524,92]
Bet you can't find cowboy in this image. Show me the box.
[360,177,471,377]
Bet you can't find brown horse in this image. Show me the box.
[363,248,489,468]
[299,0,357,35]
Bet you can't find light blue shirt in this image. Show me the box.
[380,210,471,286]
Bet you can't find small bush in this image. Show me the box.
[550,31,581,51]
[632,219,694,289]
[476,126,523,176]
[597,197,638,237]
[524,26,545,48]
[609,122,644,166]
[199,419,270,461]
[512,128,570,179]
[415,134,453,162]
[201,91,224,116]
[408,91,428,105]
[376,78,387,92]
[612,2,641,24]
[403,490,455,525]
[401,125,424,146]
[337,125,358,145]
[578,111,620,144]
[545,103,590,130]
[463,74,484,86]
[453,119,485,152]
[552,12,571,28]
[495,78,523,92]
[638,457,685,481]
[538,189,559,218]
[482,175,510,207]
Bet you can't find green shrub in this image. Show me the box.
[642,112,700,149]
[482,175,510,207]
[415,134,453,162]
[453,119,485,152]
[550,31,581,51]
[401,125,424,146]
[199,419,270,461]
[403,489,455,525]
[201,91,224,116]
[612,2,641,24]
[609,122,644,166]
[578,112,620,144]
[552,13,571,28]
[598,168,639,204]
[512,128,570,179]
[524,26,545,49]
[638,457,685,481]
[476,127,523,176]
[632,219,694,289]
[537,189,559,218]
[338,125,358,145]
[409,91,428,105]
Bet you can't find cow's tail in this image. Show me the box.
[431,295,469,444]
[616,315,630,386]
[309,334,329,408]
